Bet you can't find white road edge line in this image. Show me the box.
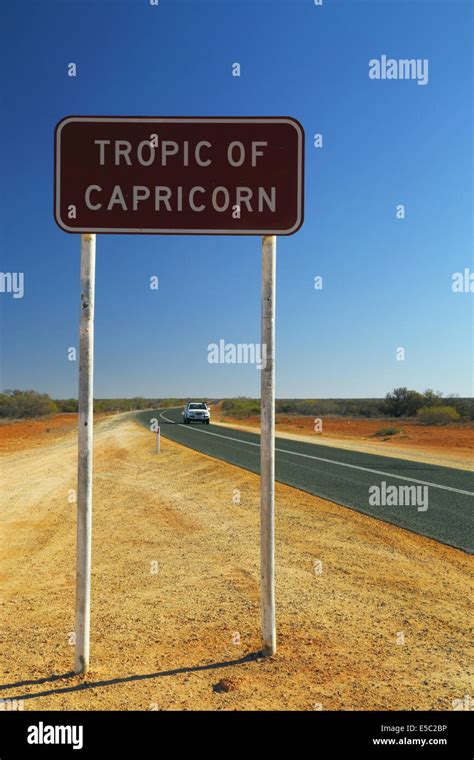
[158,411,474,497]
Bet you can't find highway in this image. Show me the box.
[135,408,474,553]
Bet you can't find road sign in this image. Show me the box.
[54,116,304,235]
[58,115,305,673]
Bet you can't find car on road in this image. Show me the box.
[182,402,210,425]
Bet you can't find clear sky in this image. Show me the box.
[0,0,472,399]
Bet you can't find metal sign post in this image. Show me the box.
[75,233,96,674]
[260,235,276,656]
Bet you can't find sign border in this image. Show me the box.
[54,116,305,236]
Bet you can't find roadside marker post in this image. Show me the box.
[55,116,304,673]
[75,232,96,675]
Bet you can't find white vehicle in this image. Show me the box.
[182,402,210,425]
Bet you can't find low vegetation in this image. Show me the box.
[1,388,472,423]
[221,397,261,418]
[0,393,188,419]
[372,427,400,437]
[55,397,190,413]
[0,390,58,419]
[417,406,461,425]
[220,390,473,421]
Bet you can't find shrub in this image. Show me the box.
[416,406,461,425]
[444,395,474,420]
[372,427,399,437]
[221,398,260,417]
[382,387,424,417]
[0,390,57,419]
[55,398,78,413]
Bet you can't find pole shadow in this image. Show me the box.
[1,652,263,702]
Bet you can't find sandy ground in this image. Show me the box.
[0,415,472,711]
[213,412,474,471]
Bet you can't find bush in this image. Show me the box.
[55,398,78,413]
[382,387,424,417]
[372,427,399,437]
[0,390,57,419]
[275,398,384,417]
[416,406,461,425]
[221,398,260,417]
[444,395,474,420]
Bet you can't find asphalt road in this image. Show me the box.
[135,408,474,553]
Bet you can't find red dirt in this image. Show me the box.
[0,413,109,453]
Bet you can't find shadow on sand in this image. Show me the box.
[0,652,263,702]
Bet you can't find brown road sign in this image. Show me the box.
[54,116,304,235]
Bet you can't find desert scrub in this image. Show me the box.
[417,406,461,425]
[372,427,399,437]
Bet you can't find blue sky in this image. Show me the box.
[0,0,472,399]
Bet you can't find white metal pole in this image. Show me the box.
[260,235,276,656]
[156,425,161,453]
[75,233,96,675]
